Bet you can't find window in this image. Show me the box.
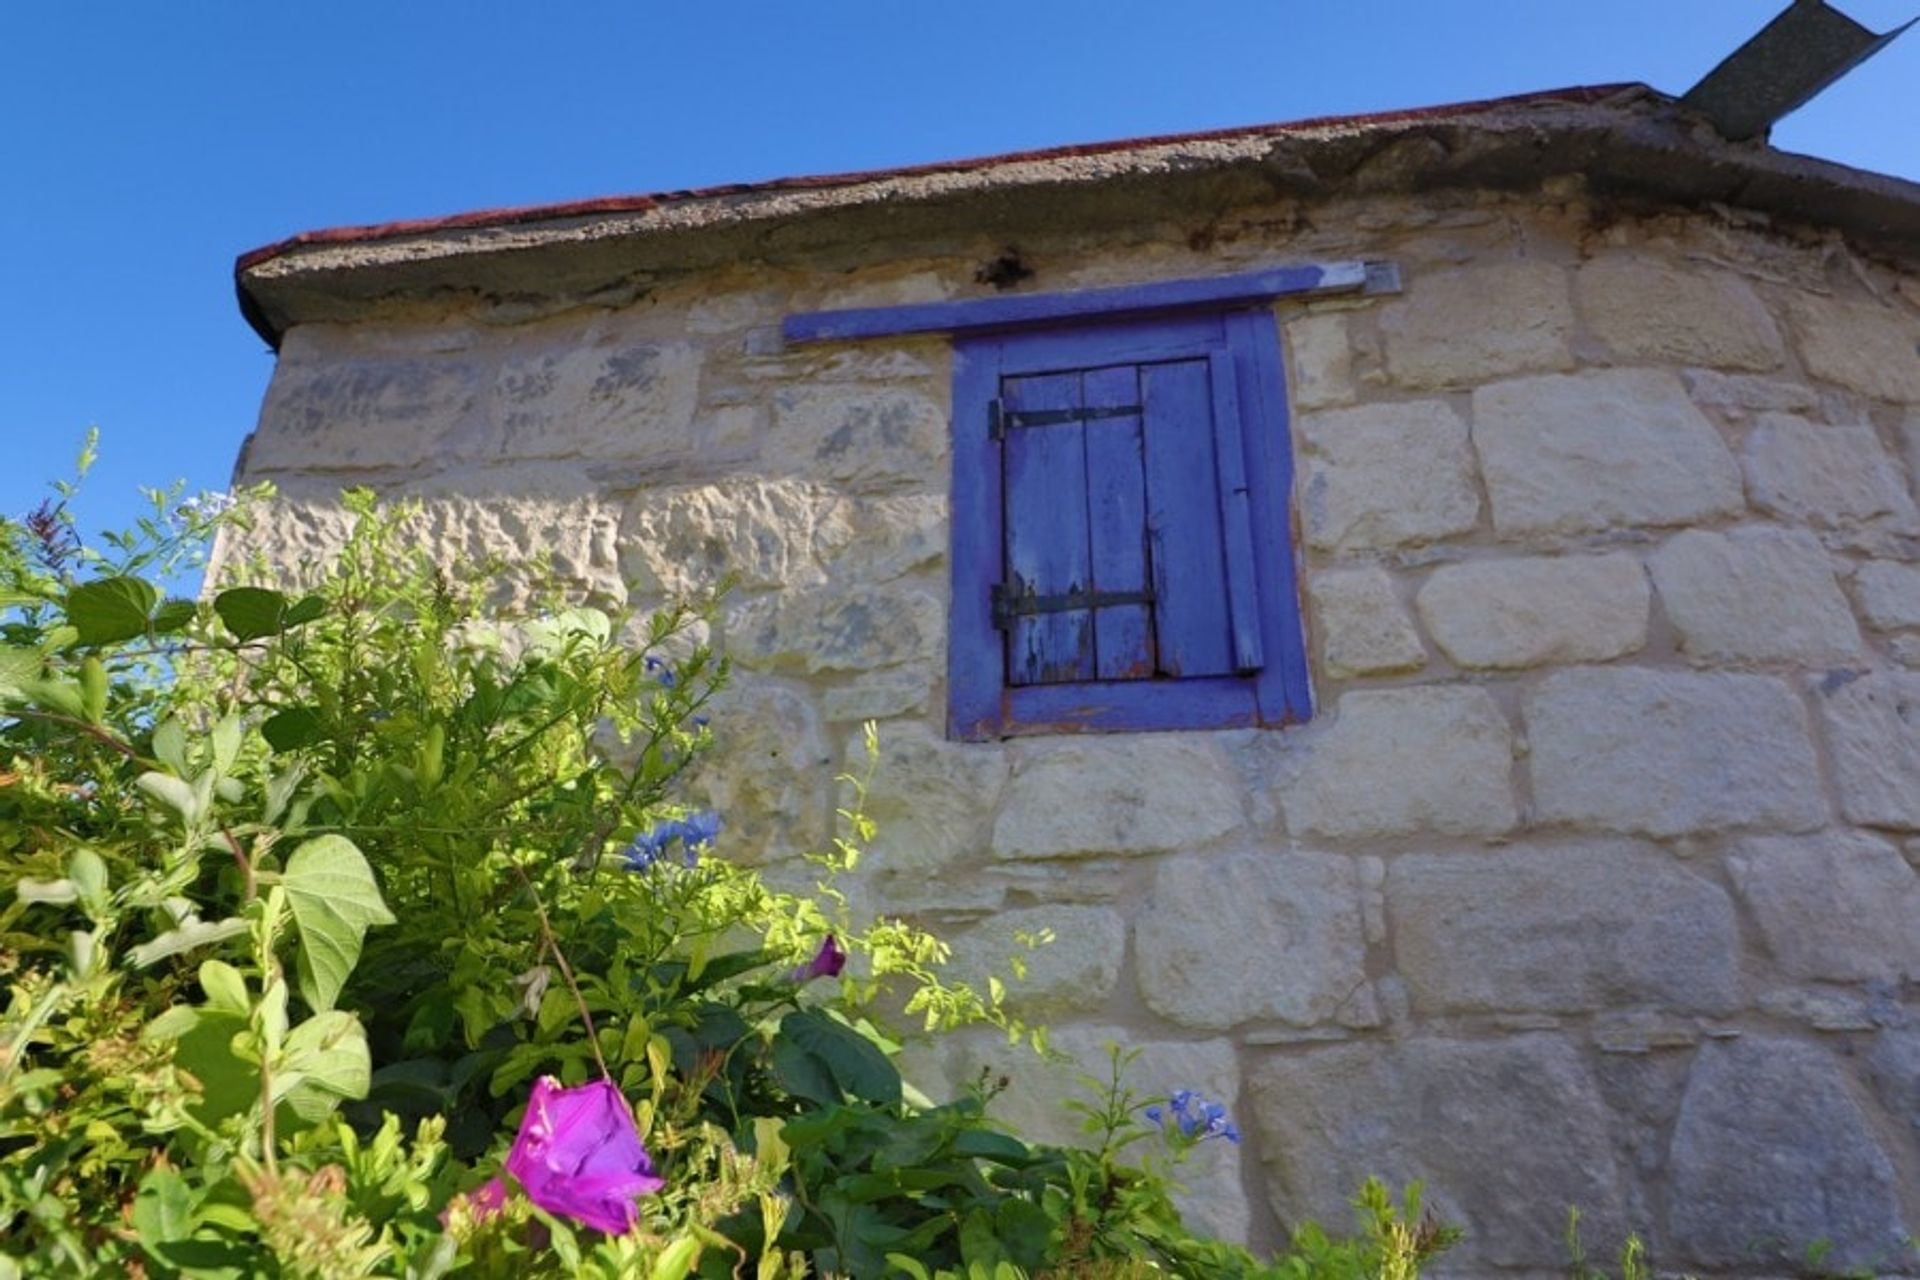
[783,262,1396,740]
[947,309,1310,738]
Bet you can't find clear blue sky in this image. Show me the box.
[5,1,1917,549]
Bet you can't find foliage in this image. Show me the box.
[0,461,1453,1278]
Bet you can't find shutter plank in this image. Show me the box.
[1002,372,1094,685]
[1208,354,1265,673]
[1082,365,1156,679]
[1141,359,1235,678]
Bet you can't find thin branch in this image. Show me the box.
[509,860,611,1083]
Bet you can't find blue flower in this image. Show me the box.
[621,810,722,872]
[643,655,678,688]
[1148,1089,1241,1145]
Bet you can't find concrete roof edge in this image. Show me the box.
[234,83,1920,348]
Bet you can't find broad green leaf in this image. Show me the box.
[152,719,188,774]
[131,1167,195,1248]
[262,706,327,752]
[136,771,202,825]
[129,917,250,968]
[282,595,327,627]
[150,598,197,635]
[949,1129,1033,1165]
[212,586,288,641]
[209,717,242,776]
[277,1009,371,1124]
[778,1009,902,1107]
[198,960,249,1017]
[0,646,39,698]
[19,678,86,719]
[68,848,107,909]
[282,835,395,1011]
[771,1036,840,1107]
[66,576,158,646]
[650,1237,701,1280]
[15,878,77,906]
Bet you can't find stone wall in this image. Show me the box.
[221,185,1920,1274]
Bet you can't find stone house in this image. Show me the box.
[222,84,1920,1273]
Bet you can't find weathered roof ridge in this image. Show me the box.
[235,82,1920,347]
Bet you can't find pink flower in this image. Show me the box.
[788,934,846,983]
[499,1076,663,1234]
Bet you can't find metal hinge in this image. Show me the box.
[991,584,1156,630]
[988,398,1144,441]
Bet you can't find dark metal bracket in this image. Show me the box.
[988,400,1144,440]
[1680,1,1915,143]
[991,584,1155,629]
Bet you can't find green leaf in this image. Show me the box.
[137,771,203,824]
[198,960,250,1017]
[778,1010,902,1107]
[209,717,242,776]
[0,646,40,698]
[277,1009,371,1124]
[132,1167,195,1248]
[152,719,189,774]
[282,595,327,627]
[281,835,395,1011]
[150,599,197,635]
[213,586,289,641]
[262,706,327,752]
[15,878,77,906]
[650,1237,702,1280]
[66,576,158,646]
[771,1036,841,1107]
[949,1129,1033,1165]
[19,678,86,719]
[129,917,250,968]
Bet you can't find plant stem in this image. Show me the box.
[510,860,611,1082]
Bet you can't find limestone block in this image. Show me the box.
[1648,527,1861,664]
[724,583,943,675]
[1821,671,1920,829]
[812,493,948,584]
[1527,667,1825,836]
[842,722,1007,877]
[620,479,828,596]
[1681,368,1819,414]
[248,330,487,471]
[819,669,934,722]
[1306,568,1424,677]
[991,736,1243,860]
[952,1027,1250,1243]
[1730,831,1920,983]
[207,476,360,588]
[1855,561,1920,633]
[1667,1038,1906,1271]
[1297,401,1480,552]
[690,681,830,863]
[1248,1037,1628,1270]
[1281,687,1516,839]
[1577,257,1783,371]
[1136,851,1371,1031]
[1380,261,1575,389]
[1471,370,1744,536]
[769,385,948,492]
[1415,553,1648,669]
[950,906,1125,1016]
[1740,414,1916,529]
[1285,311,1355,409]
[1865,1031,1920,1133]
[489,341,702,461]
[1789,293,1920,404]
[1388,842,1740,1015]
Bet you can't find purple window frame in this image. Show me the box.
[946,309,1310,739]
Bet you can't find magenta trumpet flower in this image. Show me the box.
[789,934,847,983]
[460,1076,664,1234]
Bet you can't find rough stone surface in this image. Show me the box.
[691,682,830,863]
[991,736,1244,859]
[246,328,487,471]
[1136,851,1371,1031]
[1249,1037,1629,1270]
[1852,560,1920,631]
[1789,293,1920,404]
[812,493,947,584]
[1864,1031,1920,1134]
[951,1027,1250,1242]
[1380,261,1575,388]
[1578,257,1783,371]
[1821,671,1920,829]
[1282,687,1516,839]
[1730,830,1920,982]
[1285,311,1356,408]
[724,583,943,674]
[1740,414,1917,529]
[1648,526,1861,664]
[1415,553,1648,669]
[1528,667,1825,836]
[951,905,1125,1016]
[819,668,933,721]
[1389,843,1740,1014]
[1681,367,1820,414]
[1667,1038,1907,1271]
[489,340,702,460]
[1472,369,1745,535]
[844,722,1007,877]
[1297,400,1480,551]
[620,479,827,595]
[1307,568,1425,676]
[768,385,947,492]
